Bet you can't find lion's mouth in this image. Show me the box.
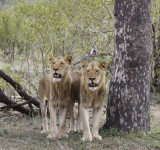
[88,83,98,87]
[53,73,62,79]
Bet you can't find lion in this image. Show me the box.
[80,61,108,141]
[38,55,75,139]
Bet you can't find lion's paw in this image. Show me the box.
[81,134,92,142]
[58,133,68,139]
[93,134,102,140]
[41,130,48,134]
[47,133,57,139]
[77,129,83,133]
[68,129,76,133]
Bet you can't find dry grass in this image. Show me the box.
[0,102,160,150]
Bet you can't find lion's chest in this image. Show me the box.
[81,86,106,108]
[51,81,71,106]
[88,94,103,108]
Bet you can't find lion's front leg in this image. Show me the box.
[47,101,58,139]
[68,102,75,133]
[92,107,102,140]
[40,100,48,134]
[76,104,82,132]
[58,107,68,139]
[80,104,92,142]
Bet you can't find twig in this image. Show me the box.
[73,52,113,66]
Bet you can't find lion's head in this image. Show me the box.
[81,61,108,91]
[49,55,73,82]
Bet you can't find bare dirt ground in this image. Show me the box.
[0,102,160,150]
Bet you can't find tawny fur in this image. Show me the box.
[38,56,82,138]
[80,61,108,141]
[38,55,72,139]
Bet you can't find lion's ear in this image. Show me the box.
[81,61,88,70]
[48,55,54,63]
[99,62,108,70]
[64,56,73,65]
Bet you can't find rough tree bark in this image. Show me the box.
[0,69,40,108]
[104,0,152,132]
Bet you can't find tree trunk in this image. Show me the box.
[104,0,152,132]
[0,69,40,108]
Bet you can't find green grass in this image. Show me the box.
[0,104,160,150]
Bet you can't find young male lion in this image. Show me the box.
[38,55,74,139]
[80,61,108,141]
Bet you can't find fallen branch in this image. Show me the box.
[7,61,38,95]
[0,88,37,116]
[0,69,40,108]
[1,100,31,110]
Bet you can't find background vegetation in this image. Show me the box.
[0,0,115,96]
[0,0,160,149]
[0,0,159,97]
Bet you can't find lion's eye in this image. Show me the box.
[96,70,99,73]
[53,62,55,65]
[87,70,89,73]
[61,62,64,65]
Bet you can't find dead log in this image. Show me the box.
[0,69,40,108]
[1,101,30,110]
[0,88,37,116]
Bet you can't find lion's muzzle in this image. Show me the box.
[88,83,98,87]
[53,73,62,79]
[88,78,98,87]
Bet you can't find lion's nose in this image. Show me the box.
[53,68,59,72]
[89,78,96,81]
